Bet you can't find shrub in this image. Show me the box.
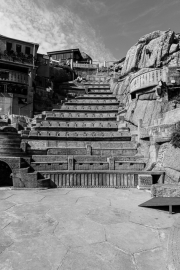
[171,122,180,148]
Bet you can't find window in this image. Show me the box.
[6,42,12,52]
[16,44,22,53]
[25,46,31,55]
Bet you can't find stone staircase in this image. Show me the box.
[19,81,165,188]
[0,127,26,157]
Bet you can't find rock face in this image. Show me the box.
[121,30,180,76]
[110,29,180,184]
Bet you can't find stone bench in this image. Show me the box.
[151,184,180,197]
[75,162,109,171]
[92,148,137,156]
[115,161,145,171]
[29,131,131,138]
[31,161,68,171]
[37,121,118,129]
[32,155,68,162]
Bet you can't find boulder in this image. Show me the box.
[169,43,179,54]
[151,183,180,197]
[121,30,176,76]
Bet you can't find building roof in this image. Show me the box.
[80,51,92,60]
[47,48,80,55]
[0,34,39,47]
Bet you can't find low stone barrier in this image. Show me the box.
[151,184,180,197]
[39,170,164,188]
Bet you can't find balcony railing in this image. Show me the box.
[0,83,28,95]
[0,70,28,85]
[0,50,34,65]
[73,63,98,69]
[130,68,167,93]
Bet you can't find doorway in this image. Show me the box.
[0,161,13,186]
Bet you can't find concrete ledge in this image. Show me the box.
[151,184,180,197]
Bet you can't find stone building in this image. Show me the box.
[0,34,39,117]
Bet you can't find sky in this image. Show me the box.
[0,0,180,62]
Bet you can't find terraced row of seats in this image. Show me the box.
[20,80,149,187]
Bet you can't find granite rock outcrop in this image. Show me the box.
[121,30,180,76]
[110,29,180,184]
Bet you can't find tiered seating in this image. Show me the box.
[20,80,154,187]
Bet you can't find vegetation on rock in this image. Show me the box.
[171,122,180,148]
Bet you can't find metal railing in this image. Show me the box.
[0,69,28,85]
[0,51,34,65]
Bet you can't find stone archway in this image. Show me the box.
[0,161,13,186]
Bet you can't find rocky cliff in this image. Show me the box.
[121,30,180,76]
[110,29,180,183]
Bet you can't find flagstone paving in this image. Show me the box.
[0,188,180,270]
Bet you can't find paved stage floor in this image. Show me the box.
[0,188,180,270]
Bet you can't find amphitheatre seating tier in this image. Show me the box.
[30,161,145,171]
[84,84,110,87]
[27,130,131,139]
[66,99,119,105]
[46,147,137,156]
[27,140,137,149]
[88,91,113,94]
[45,112,117,119]
[16,80,157,189]
[78,94,116,99]
[35,121,118,130]
[52,108,118,113]
[88,89,112,93]
[31,155,143,163]
[60,105,119,111]
[45,116,117,122]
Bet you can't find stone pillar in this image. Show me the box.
[86,145,92,156]
[138,119,143,142]
[68,156,74,171]
[137,174,153,190]
[107,157,115,170]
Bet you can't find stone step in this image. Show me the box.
[28,130,131,140]
[34,127,118,132]
[59,105,119,111]
[36,121,118,130]
[89,90,112,93]
[0,145,22,152]
[0,153,29,157]
[45,148,137,156]
[46,112,117,119]
[45,116,117,122]
[0,137,21,143]
[0,149,24,157]
[66,100,119,105]
[52,108,118,113]
[30,161,145,171]
[76,94,116,99]
[31,155,142,163]
[86,84,110,86]
[0,142,20,147]
[29,141,137,149]
[85,86,110,89]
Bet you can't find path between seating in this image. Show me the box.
[0,188,180,270]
